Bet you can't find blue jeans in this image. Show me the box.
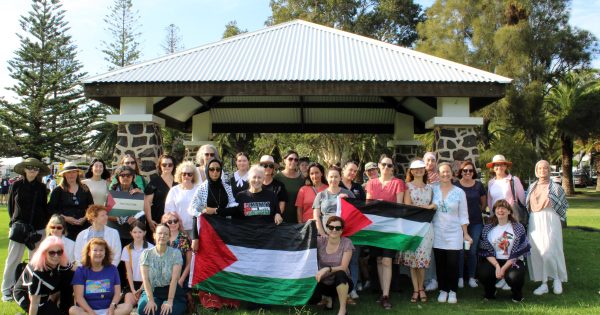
[459,223,483,278]
[350,246,360,289]
[138,285,186,315]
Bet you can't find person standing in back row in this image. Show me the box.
[274,150,305,223]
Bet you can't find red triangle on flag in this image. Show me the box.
[339,198,372,237]
[106,193,116,213]
[192,215,238,285]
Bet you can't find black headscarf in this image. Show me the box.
[205,159,228,209]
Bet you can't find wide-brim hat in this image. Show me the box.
[58,162,84,176]
[14,158,51,176]
[259,155,279,168]
[486,154,513,169]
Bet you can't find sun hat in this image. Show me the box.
[58,162,84,176]
[409,160,426,169]
[364,162,378,171]
[259,155,279,168]
[486,154,513,169]
[14,158,51,176]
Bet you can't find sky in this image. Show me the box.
[0,0,598,101]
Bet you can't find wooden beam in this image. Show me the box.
[212,123,395,134]
[153,96,183,113]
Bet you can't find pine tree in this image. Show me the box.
[101,0,141,69]
[0,0,96,160]
[162,23,184,53]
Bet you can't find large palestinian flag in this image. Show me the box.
[337,198,435,251]
[192,215,318,305]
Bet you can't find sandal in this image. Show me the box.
[411,291,419,303]
[346,297,356,305]
[419,289,427,303]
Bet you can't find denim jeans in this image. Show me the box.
[459,223,483,278]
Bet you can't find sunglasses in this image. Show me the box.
[326,225,343,231]
[182,172,194,177]
[287,157,299,162]
[462,169,474,173]
[208,167,221,172]
[381,163,394,169]
[260,163,275,169]
[119,173,133,178]
[47,250,64,257]
[204,153,215,157]
[72,195,79,206]
[25,166,40,171]
[166,219,179,225]
[161,163,173,167]
[124,161,136,165]
[49,225,63,230]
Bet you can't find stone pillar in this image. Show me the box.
[387,112,423,177]
[114,122,163,177]
[392,144,422,178]
[433,126,480,165]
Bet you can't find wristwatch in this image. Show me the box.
[111,302,118,309]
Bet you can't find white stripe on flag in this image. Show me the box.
[223,246,318,279]
[363,214,430,237]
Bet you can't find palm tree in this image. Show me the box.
[544,70,600,195]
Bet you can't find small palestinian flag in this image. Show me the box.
[192,215,318,306]
[337,198,435,251]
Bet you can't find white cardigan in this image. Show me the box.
[74,225,122,266]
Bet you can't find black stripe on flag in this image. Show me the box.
[203,215,317,251]
[344,199,435,223]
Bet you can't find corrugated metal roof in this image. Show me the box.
[84,20,511,84]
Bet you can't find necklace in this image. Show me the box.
[208,186,222,206]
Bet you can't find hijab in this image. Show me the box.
[535,160,550,184]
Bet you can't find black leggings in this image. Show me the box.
[15,295,62,315]
[478,258,526,300]
[315,271,354,298]
[434,248,460,292]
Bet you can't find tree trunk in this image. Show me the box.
[561,133,575,195]
[593,151,600,192]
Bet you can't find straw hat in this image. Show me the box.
[14,158,51,176]
[486,154,513,169]
[58,162,84,176]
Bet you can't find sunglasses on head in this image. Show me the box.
[260,163,275,169]
[208,167,221,172]
[326,225,343,231]
[49,225,63,230]
[47,250,63,257]
[119,173,133,178]
[182,172,194,177]
[462,169,474,173]
[166,219,179,225]
[381,163,394,169]
[161,163,173,167]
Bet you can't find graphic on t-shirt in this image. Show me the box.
[85,279,111,294]
[493,231,514,256]
[243,202,271,216]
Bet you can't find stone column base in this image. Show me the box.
[434,126,479,167]
[114,122,163,177]
[393,145,423,178]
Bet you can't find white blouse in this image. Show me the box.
[431,184,469,250]
[164,184,199,231]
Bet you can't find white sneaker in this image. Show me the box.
[447,291,457,304]
[495,279,506,289]
[458,278,464,288]
[437,290,448,303]
[533,283,549,295]
[356,282,363,292]
[1,295,13,302]
[468,278,478,288]
[553,281,563,294]
[349,290,359,299]
[502,283,511,291]
[425,279,438,292]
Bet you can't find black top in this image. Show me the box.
[229,175,249,197]
[8,178,48,230]
[13,263,73,305]
[48,185,94,240]
[341,181,367,201]
[453,180,486,225]
[222,189,280,224]
[262,179,288,203]
[144,174,178,223]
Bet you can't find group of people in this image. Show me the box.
[1,146,569,315]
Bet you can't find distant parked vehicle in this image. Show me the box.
[573,171,591,187]
[551,172,562,185]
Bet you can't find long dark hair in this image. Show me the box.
[307,162,328,186]
[84,158,111,180]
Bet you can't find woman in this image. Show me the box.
[486,155,525,220]
[431,162,471,304]
[46,215,76,312]
[274,150,305,223]
[399,159,435,303]
[295,162,328,223]
[363,162,379,184]
[423,152,439,184]
[145,155,178,233]
[138,224,186,315]
[74,205,122,267]
[82,158,111,206]
[2,158,49,301]
[189,159,238,218]
[70,238,132,315]
[299,157,310,180]
[12,236,72,315]
[195,144,221,182]
[230,152,250,196]
[121,220,154,306]
[478,199,530,302]
[111,154,146,190]
[341,161,366,201]
[49,162,94,240]
[314,216,354,315]
[165,162,200,236]
[260,155,287,213]
[454,161,487,289]
[313,166,355,236]
[109,165,144,246]
[365,156,405,310]
[526,160,568,295]
[161,212,192,289]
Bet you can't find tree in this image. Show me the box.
[544,70,600,195]
[0,0,97,160]
[223,20,247,38]
[101,0,141,69]
[162,23,184,53]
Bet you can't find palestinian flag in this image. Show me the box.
[192,215,318,306]
[337,198,435,251]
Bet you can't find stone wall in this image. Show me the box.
[114,122,163,177]
[433,126,479,167]
[393,145,422,178]
[184,145,200,163]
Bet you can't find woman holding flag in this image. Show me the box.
[313,166,355,237]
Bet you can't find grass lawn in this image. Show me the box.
[1,189,600,314]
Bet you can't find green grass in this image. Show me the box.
[1,189,600,314]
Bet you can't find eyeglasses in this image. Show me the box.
[161,163,173,167]
[25,166,40,171]
[47,250,64,257]
[124,161,136,165]
[381,163,394,169]
[326,225,343,231]
[72,195,79,206]
[49,225,63,230]
[260,163,275,169]
[208,167,221,172]
[204,152,215,157]
[119,173,133,178]
[182,172,194,177]
[287,157,298,162]
[166,219,179,225]
[462,169,474,173]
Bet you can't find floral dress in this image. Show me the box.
[396,182,434,268]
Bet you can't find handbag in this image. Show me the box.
[8,189,41,250]
[510,178,528,227]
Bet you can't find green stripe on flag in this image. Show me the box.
[350,230,424,251]
[195,271,317,306]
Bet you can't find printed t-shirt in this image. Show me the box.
[72,265,120,310]
[488,223,515,260]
